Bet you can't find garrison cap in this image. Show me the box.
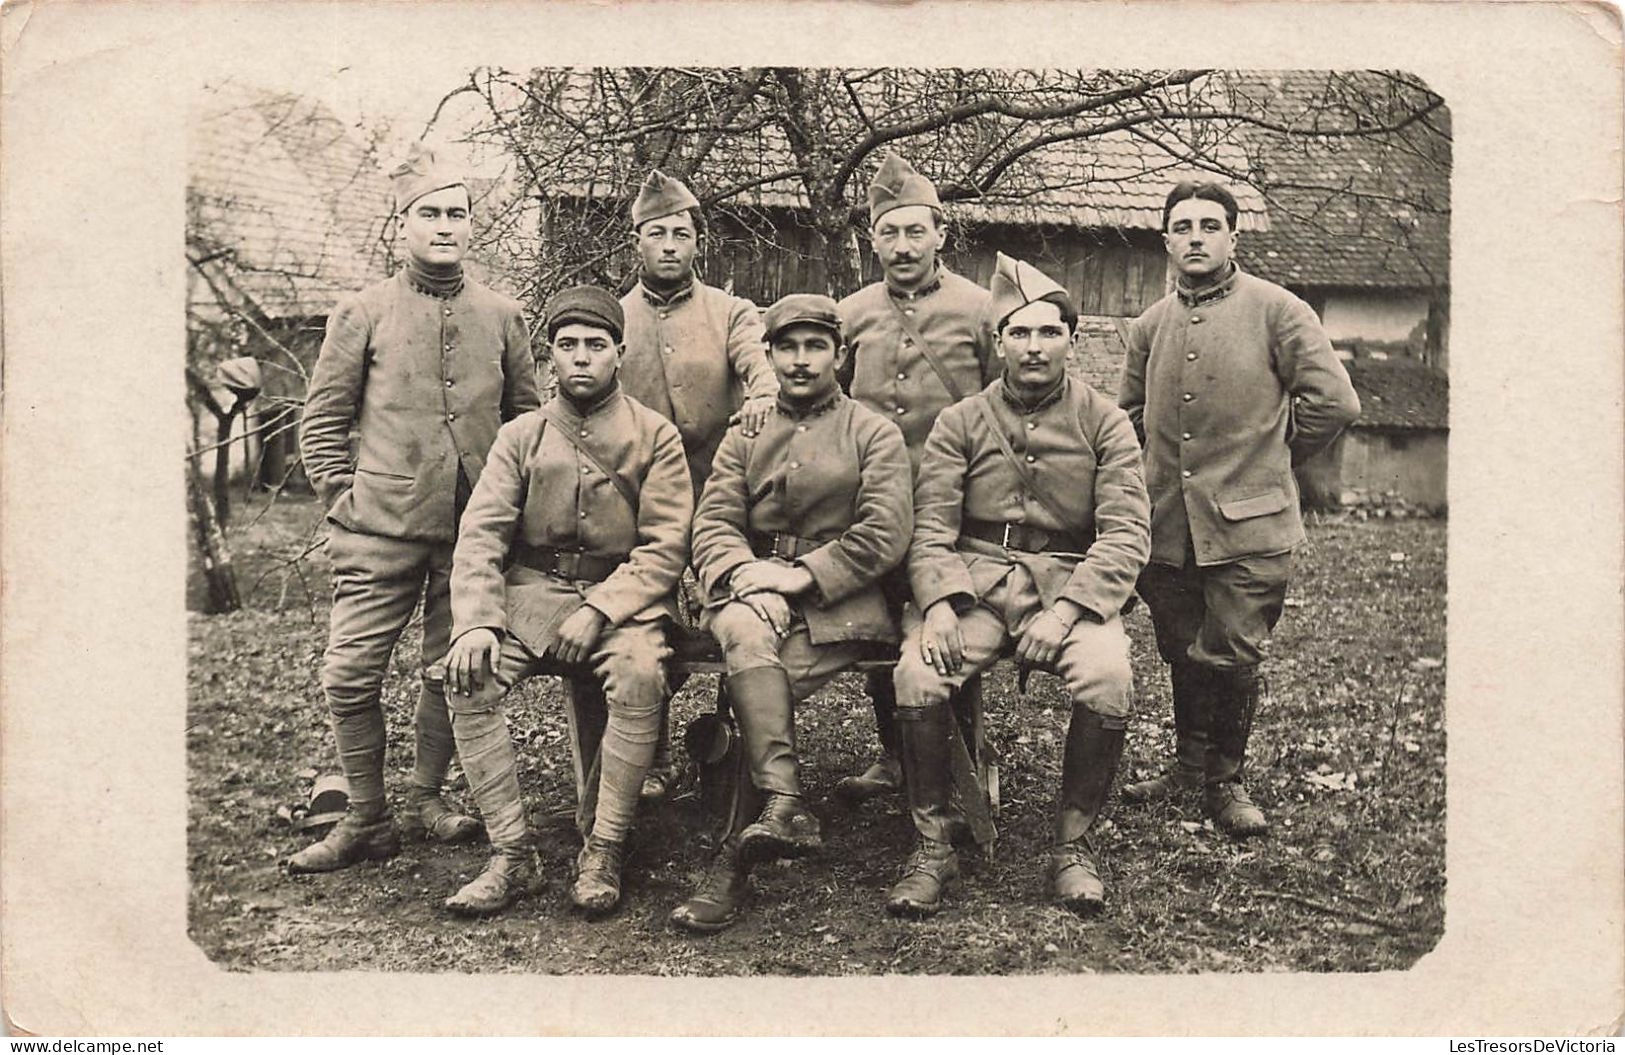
[390,141,466,214]
[867,152,942,225]
[762,293,843,343]
[632,170,702,228]
[985,252,1075,331]
[545,285,625,342]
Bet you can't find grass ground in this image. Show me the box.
[187,491,1445,974]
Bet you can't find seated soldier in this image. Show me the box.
[887,253,1152,919]
[440,285,693,916]
[668,294,913,933]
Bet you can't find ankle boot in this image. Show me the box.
[730,667,822,862]
[641,696,682,803]
[670,836,751,933]
[1050,708,1126,914]
[571,834,628,914]
[885,702,963,917]
[403,785,484,844]
[445,847,541,916]
[1123,661,1209,803]
[287,809,400,874]
[834,669,904,804]
[405,681,484,842]
[1205,667,1269,838]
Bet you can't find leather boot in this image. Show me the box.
[287,809,400,874]
[403,786,484,844]
[445,847,542,916]
[1122,660,1210,803]
[1205,667,1270,838]
[1049,708,1126,915]
[885,702,962,917]
[833,669,904,804]
[571,834,628,914]
[731,667,822,863]
[670,835,751,934]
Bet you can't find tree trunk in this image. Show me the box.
[212,410,234,527]
[188,455,242,614]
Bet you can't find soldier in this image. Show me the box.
[834,152,997,804]
[668,294,913,933]
[438,286,694,915]
[289,142,541,875]
[1118,181,1360,837]
[887,254,1150,918]
[617,170,779,802]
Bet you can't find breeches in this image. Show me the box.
[710,602,877,704]
[1136,553,1291,670]
[892,566,1133,718]
[321,523,454,715]
[444,619,670,720]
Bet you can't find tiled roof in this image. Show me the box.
[1223,71,1450,290]
[1344,357,1449,430]
[188,81,393,320]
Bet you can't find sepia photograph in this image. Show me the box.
[184,65,1449,976]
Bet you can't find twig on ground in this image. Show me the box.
[1251,889,1409,932]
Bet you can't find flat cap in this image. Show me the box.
[761,293,843,343]
[545,285,625,342]
[985,252,1074,331]
[389,141,466,214]
[867,152,942,225]
[632,170,702,227]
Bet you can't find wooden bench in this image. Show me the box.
[535,627,1001,854]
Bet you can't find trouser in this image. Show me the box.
[710,603,878,704]
[320,523,457,816]
[446,619,670,849]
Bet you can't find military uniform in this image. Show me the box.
[1119,258,1359,834]
[435,285,692,915]
[886,254,1150,918]
[290,143,541,874]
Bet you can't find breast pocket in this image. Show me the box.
[1217,486,1291,521]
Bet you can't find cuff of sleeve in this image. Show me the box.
[701,552,753,602]
[797,546,860,605]
[913,567,977,614]
[1059,580,1118,625]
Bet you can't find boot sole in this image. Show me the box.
[669,905,743,934]
[1055,894,1106,917]
[885,898,945,920]
[738,827,822,865]
[286,839,400,875]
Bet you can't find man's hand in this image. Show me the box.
[1016,608,1075,670]
[446,628,502,696]
[731,395,776,437]
[730,560,814,598]
[741,590,793,637]
[553,606,608,667]
[919,599,965,676]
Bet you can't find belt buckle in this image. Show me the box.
[555,550,582,579]
[772,533,793,561]
[1000,522,1014,549]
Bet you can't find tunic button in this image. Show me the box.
[659,311,668,320]
[447,412,456,421]
[1025,421,1036,430]
[582,466,590,474]
[1182,469,1193,478]
[904,308,915,316]
[1182,431,1192,440]
[579,428,587,437]
[443,308,452,317]
[895,406,906,414]
[1191,315,1202,323]
[579,511,587,519]
[663,346,673,355]
[897,372,907,381]
[1186,352,1198,361]
[444,344,452,352]
[790,461,800,469]
[1182,393,1194,402]
[445,379,454,387]
[797,424,807,432]
[1025,454,1036,463]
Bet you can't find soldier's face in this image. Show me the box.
[634,211,699,284]
[768,324,847,402]
[400,186,472,267]
[871,205,945,287]
[551,323,622,401]
[1164,198,1237,282]
[996,300,1073,391]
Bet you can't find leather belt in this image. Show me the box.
[749,531,824,561]
[511,542,628,583]
[958,516,1087,555]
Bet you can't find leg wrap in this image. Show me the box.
[448,701,528,853]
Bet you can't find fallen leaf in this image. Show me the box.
[1410,657,1443,670]
[1388,552,1407,563]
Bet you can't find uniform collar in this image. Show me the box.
[638,277,696,308]
[403,257,466,300]
[998,374,1068,414]
[775,389,843,421]
[1175,261,1240,307]
[554,379,622,420]
[885,264,945,302]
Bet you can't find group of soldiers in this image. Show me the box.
[286,140,1361,933]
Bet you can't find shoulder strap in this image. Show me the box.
[887,295,965,403]
[536,404,641,517]
[972,395,1075,532]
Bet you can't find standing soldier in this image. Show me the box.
[440,286,694,915]
[887,254,1150,918]
[617,170,779,803]
[834,152,996,803]
[289,143,541,875]
[669,294,913,933]
[1118,181,1359,837]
